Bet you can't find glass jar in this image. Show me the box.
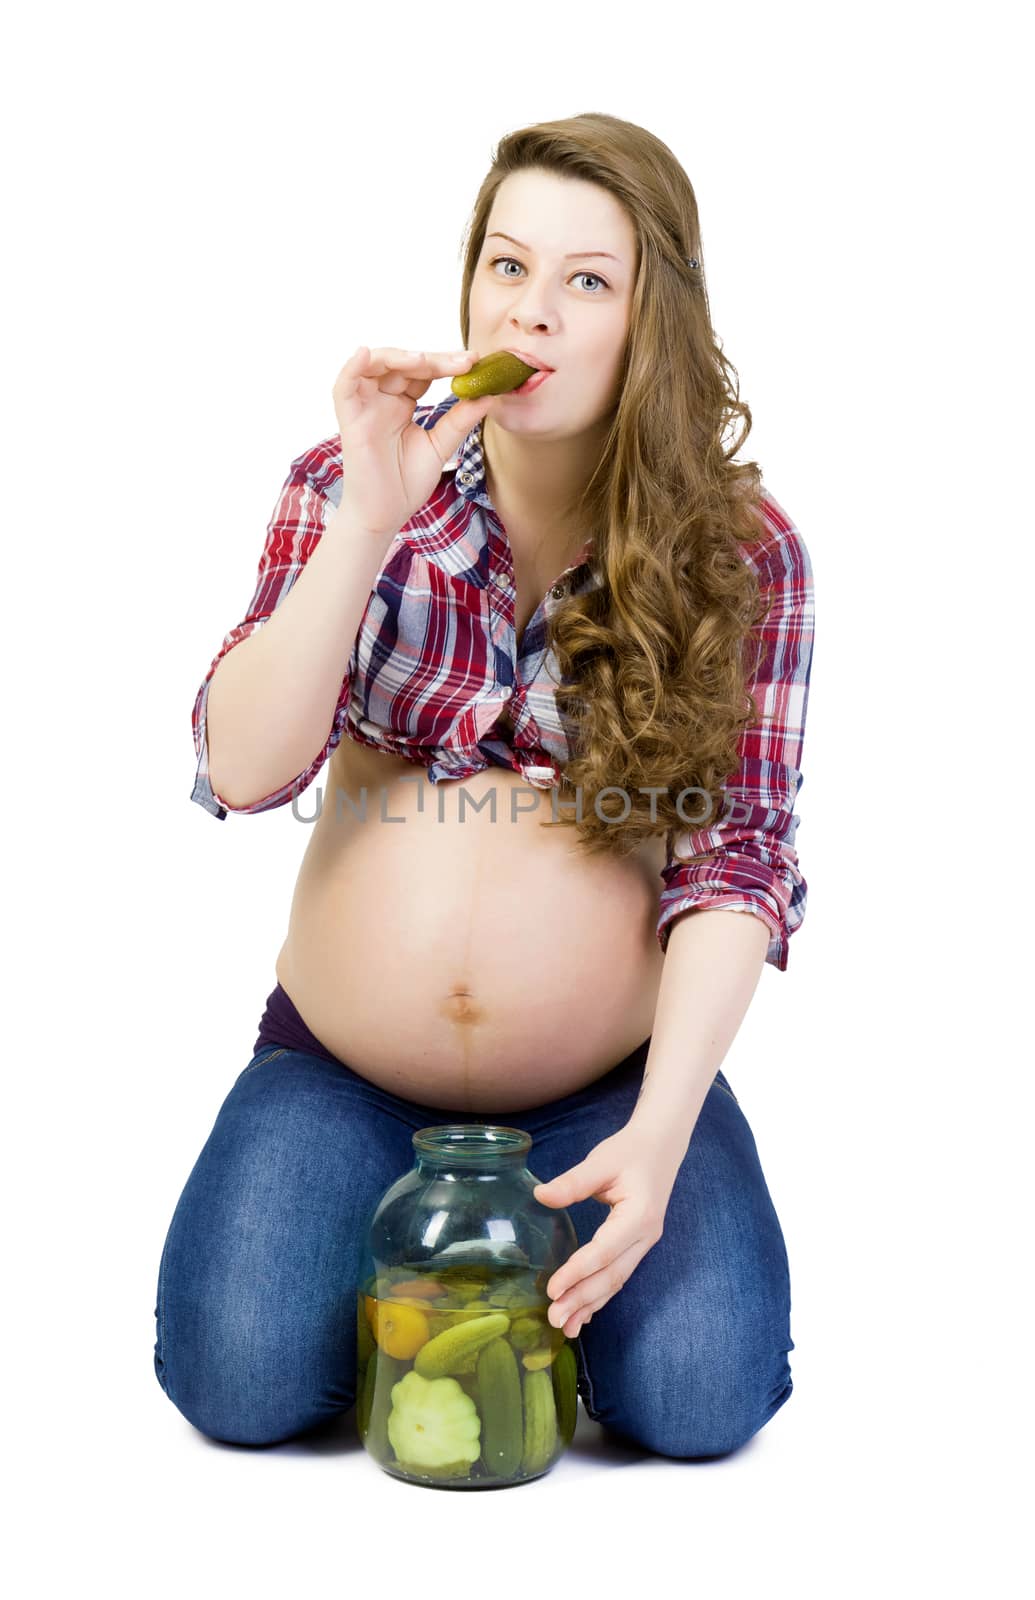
[355,1124,580,1489]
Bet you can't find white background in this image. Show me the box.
[5,0,1030,1593]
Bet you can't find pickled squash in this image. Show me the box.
[386,1370,482,1470]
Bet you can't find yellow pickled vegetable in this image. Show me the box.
[373,1299,431,1360]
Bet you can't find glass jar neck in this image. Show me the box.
[413,1124,532,1175]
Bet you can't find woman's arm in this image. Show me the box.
[532,907,770,1335]
[629,907,770,1160]
[655,504,815,971]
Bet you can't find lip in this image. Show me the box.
[504,346,555,373]
[507,368,553,397]
[508,368,553,396]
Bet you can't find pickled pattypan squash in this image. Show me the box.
[386,1369,481,1468]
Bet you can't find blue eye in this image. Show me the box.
[488,255,609,293]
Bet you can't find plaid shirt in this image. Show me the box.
[191,393,814,970]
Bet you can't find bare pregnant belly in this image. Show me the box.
[273,738,668,1113]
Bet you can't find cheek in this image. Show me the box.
[582,332,628,394]
[471,272,505,305]
[468,284,509,336]
[467,279,489,321]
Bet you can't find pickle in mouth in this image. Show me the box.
[451,350,539,399]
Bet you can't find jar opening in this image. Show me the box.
[413,1124,532,1161]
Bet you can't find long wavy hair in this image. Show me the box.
[457,112,772,862]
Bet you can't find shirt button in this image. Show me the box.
[458,470,474,485]
[494,570,509,588]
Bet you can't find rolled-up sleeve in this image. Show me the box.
[656,498,815,971]
[190,444,350,819]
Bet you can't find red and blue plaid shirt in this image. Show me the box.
[191,393,815,970]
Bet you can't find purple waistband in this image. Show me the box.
[253,982,347,1071]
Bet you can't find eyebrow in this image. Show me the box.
[486,231,620,263]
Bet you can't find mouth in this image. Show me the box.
[508,368,554,396]
[504,347,555,374]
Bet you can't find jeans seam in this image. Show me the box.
[155,1227,171,1393]
[236,1045,289,1083]
[713,1075,739,1105]
[575,1333,602,1420]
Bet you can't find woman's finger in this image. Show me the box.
[550,1233,651,1329]
[359,346,479,377]
[335,346,478,404]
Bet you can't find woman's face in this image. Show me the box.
[469,168,638,440]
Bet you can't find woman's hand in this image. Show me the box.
[532,1124,683,1337]
[331,345,499,542]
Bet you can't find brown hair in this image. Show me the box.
[457,112,772,861]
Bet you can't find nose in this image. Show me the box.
[510,293,557,337]
[512,316,552,338]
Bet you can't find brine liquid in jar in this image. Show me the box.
[356,1258,578,1488]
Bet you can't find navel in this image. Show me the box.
[439,988,486,1027]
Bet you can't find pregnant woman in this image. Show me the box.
[153,112,815,1457]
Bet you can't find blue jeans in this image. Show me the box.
[153,1039,795,1456]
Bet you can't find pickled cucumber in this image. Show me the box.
[357,1347,375,1436]
[551,1341,578,1443]
[363,1352,408,1460]
[521,1367,559,1476]
[477,1338,524,1478]
[356,1297,377,1367]
[413,1311,510,1378]
[451,350,537,399]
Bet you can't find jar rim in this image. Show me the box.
[413,1124,532,1160]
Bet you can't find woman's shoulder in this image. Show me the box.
[738,480,813,590]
